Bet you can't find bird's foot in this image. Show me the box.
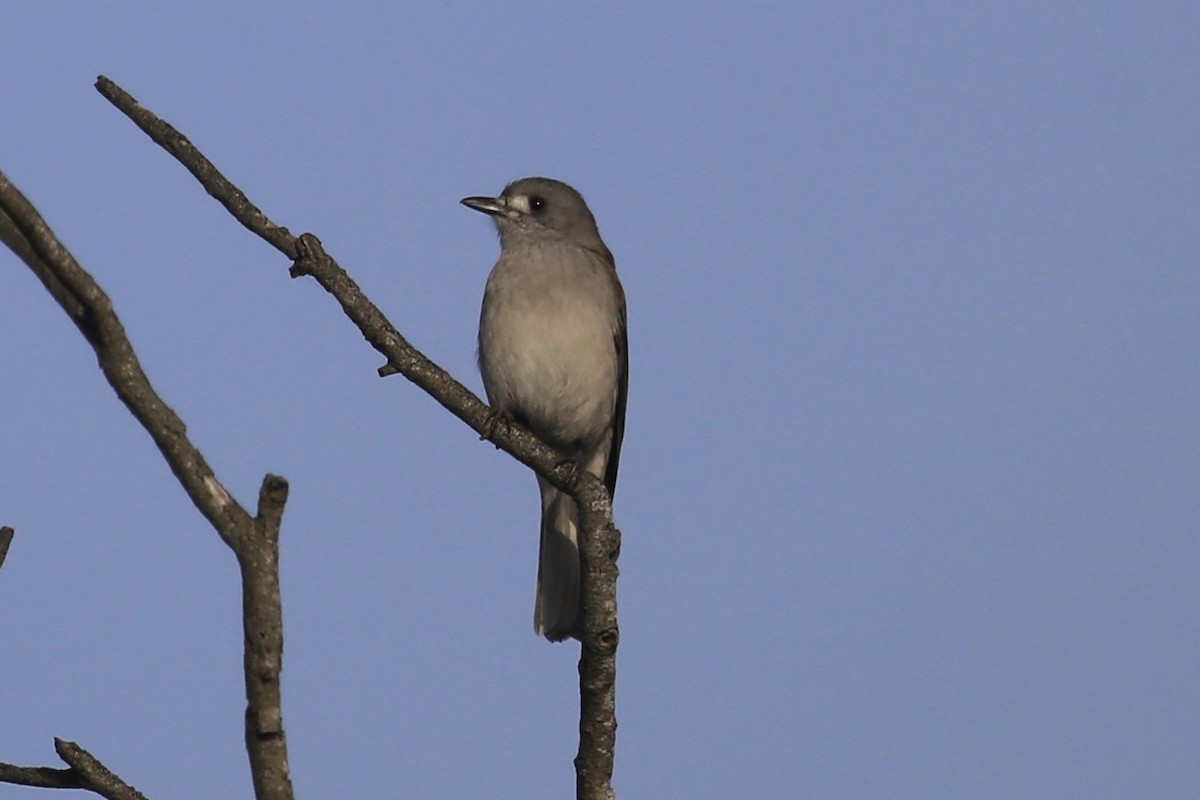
[481,408,515,447]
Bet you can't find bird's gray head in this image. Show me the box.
[461,177,608,256]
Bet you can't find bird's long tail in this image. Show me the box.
[535,481,581,641]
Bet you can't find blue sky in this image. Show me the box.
[2,4,1197,798]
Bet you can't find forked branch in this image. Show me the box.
[1,166,295,800]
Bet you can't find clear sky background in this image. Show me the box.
[2,4,1196,799]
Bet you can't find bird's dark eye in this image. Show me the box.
[529,196,546,213]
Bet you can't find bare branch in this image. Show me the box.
[0,168,295,800]
[575,491,620,800]
[54,740,151,800]
[0,211,86,319]
[0,170,250,546]
[0,740,149,800]
[94,76,296,258]
[240,475,293,800]
[93,75,622,799]
[0,761,79,791]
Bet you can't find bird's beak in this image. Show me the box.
[461,195,507,217]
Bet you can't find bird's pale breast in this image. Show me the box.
[479,241,620,451]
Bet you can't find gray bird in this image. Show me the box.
[463,177,627,642]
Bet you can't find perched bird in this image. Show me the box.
[463,177,627,642]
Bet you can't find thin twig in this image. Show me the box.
[93,77,296,258]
